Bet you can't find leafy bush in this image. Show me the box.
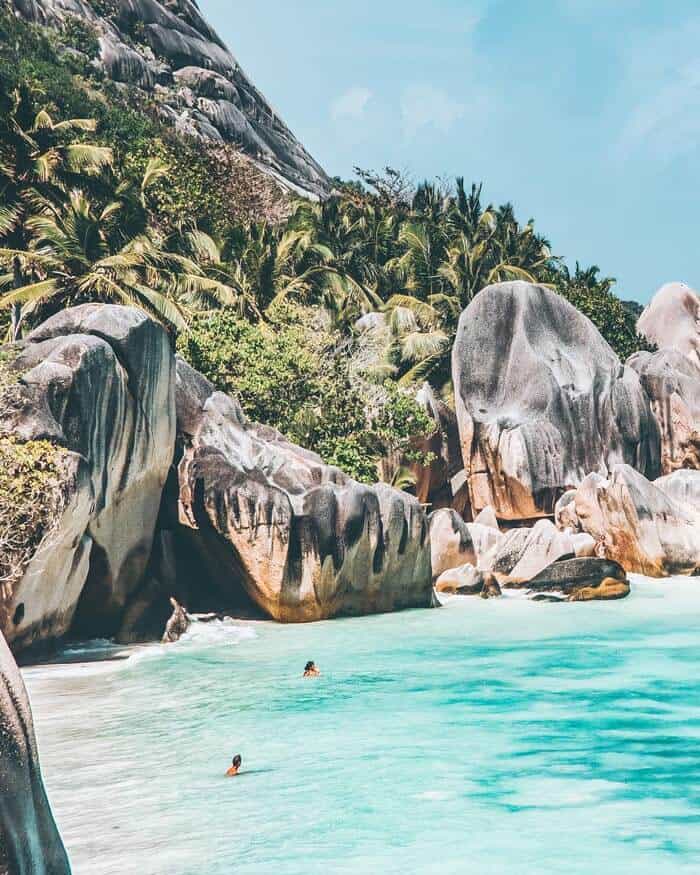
[554,265,653,361]
[177,306,435,483]
[0,358,68,623]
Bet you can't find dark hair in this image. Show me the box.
[232,754,242,767]
[304,661,315,672]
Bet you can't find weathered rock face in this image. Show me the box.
[174,360,432,622]
[0,630,71,874]
[428,508,503,580]
[628,349,700,473]
[505,556,629,599]
[0,305,175,651]
[434,563,481,594]
[452,282,660,522]
[655,468,700,508]
[572,465,700,577]
[412,383,470,516]
[637,282,700,368]
[568,577,630,602]
[11,0,330,198]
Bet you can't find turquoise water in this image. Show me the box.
[23,576,700,875]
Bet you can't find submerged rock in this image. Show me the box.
[0,305,175,652]
[0,630,71,874]
[452,281,660,522]
[173,360,432,622]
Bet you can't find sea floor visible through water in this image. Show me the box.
[22,576,700,874]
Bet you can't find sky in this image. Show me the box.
[201,0,700,304]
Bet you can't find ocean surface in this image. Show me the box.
[22,576,700,875]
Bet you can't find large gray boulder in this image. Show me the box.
[452,282,660,521]
[0,305,175,652]
[0,630,71,874]
[173,360,432,622]
[637,282,700,368]
[573,465,700,577]
[11,0,329,198]
[628,349,700,473]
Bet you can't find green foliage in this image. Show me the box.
[177,306,435,483]
[61,14,100,60]
[0,358,67,611]
[0,8,654,491]
[553,264,653,361]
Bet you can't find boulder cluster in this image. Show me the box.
[424,279,700,602]
[0,305,433,658]
[2,281,700,869]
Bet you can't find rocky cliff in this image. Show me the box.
[0,629,71,874]
[10,0,330,198]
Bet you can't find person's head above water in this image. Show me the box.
[226,753,242,777]
[303,660,320,676]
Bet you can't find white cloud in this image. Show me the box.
[616,18,700,162]
[400,84,465,139]
[618,60,700,161]
[331,87,373,122]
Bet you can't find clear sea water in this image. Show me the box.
[22,576,700,875]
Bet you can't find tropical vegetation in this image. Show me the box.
[0,8,652,482]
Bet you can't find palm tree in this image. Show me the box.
[0,186,235,334]
[0,86,112,337]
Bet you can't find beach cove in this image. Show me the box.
[24,576,700,875]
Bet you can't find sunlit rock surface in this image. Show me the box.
[0,305,175,652]
[428,508,503,580]
[572,465,700,577]
[174,360,432,622]
[637,282,700,368]
[628,348,700,473]
[452,281,660,522]
[11,0,330,197]
[655,468,700,508]
[0,630,71,874]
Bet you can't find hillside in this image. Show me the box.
[9,0,330,197]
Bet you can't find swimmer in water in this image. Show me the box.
[226,754,242,777]
[303,660,320,677]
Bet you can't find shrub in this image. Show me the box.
[177,306,435,483]
[0,358,68,624]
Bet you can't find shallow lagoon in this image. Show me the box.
[23,576,700,874]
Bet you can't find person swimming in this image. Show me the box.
[303,660,320,677]
[226,754,242,777]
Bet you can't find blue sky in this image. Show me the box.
[202,1,700,303]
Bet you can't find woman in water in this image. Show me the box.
[303,660,320,677]
[226,754,242,777]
